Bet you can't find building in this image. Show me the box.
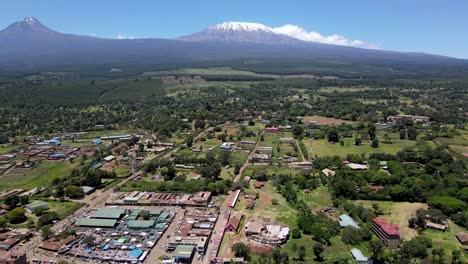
[127,220,155,230]
[250,154,271,163]
[24,200,48,213]
[40,236,76,252]
[387,114,430,125]
[351,248,372,264]
[0,230,33,251]
[321,168,335,177]
[426,221,447,232]
[172,245,195,263]
[90,208,126,220]
[244,221,265,235]
[0,252,27,264]
[81,186,95,195]
[265,127,280,133]
[254,182,265,189]
[346,163,369,170]
[220,142,235,150]
[372,218,400,249]
[102,155,116,162]
[225,216,241,233]
[339,214,360,229]
[456,232,468,245]
[74,218,117,228]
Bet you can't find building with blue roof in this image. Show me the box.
[339,214,360,229]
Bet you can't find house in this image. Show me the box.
[351,248,373,264]
[225,216,241,233]
[24,200,49,213]
[246,200,255,209]
[0,251,27,264]
[346,163,369,170]
[243,176,251,185]
[172,245,195,263]
[254,182,265,189]
[80,186,95,195]
[220,142,235,150]
[321,168,335,177]
[250,154,271,163]
[102,155,116,162]
[426,221,447,232]
[257,146,273,154]
[265,127,280,133]
[456,232,468,245]
[244,221,265,235]
[387,114,430,125]
[372,218,400,249]
[339,214,360,229]
[369,185,384,192]
[40,236,76,252]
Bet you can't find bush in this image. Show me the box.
[232,242,250,259]
[7,207,27,224]
[291,227,302,239]
[428,196,466,215]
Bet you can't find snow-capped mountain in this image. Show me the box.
[178,22,302,44]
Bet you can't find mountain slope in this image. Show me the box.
[0,18,467,78]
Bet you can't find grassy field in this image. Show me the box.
[304,137,417,158]
[421,220,468,261]
[47,200,84,219]
[354,200,428,240]
[0,144,18,154]
[1,161,73,192]
[142,67,277,78]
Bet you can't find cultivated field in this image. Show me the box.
[302,115,355,125]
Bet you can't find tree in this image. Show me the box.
[248,120,255,126]
[371,137,379,148]
[220,150,231,166]
[292,125,304,139]
[4,195,19,208]
[327,129,339,143]
[369,240,384,262]
[232,242,250,259]
[368,124,376,140]
[83,235,96,247]
[138,143,144,152]
[0,217,7,228]
[7,207,26,224]
[19,196,29,206]
[451,250,462,264]
[194,119,206,129]
[41,226,53,240]
[138,210,150,220]
[272,248,289,264]
[383,134,391,144]
[355,137,362,146]
[341,227,363,245]
[291,227,302,239]
[185,135,194,148]
[298,245,306,261]
[65,185,85,199]
[407,127,418,140]
[38,212,59,227]
[313,243,324,261]
[399,129,406,140]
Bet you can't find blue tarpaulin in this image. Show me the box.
[128,249,143,258]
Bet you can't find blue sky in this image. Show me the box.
[1,0,467,58]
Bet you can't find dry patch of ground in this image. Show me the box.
[302,115,355,125]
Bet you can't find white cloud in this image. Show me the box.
[272,24,378,49]
[116,34,135,40]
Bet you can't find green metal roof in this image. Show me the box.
[173,245,194,258]
[75,218,117,227]
[154,223,166,230]
[158,211,169,220]
[25,200,48,210]
[91,208,126,219]
[127,220,155,229]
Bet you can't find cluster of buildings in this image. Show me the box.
[55,207,175,263]
[0,229,32,251]
[106,191,212,207]
[165,208,219,262]
[387,114,430,125]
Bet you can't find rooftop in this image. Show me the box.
[75,218,117,228]
[351,248,369,262]
[339,214,360,229]
[373,218,400,236]
[173,245,195,258]
[91,208,126,219]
